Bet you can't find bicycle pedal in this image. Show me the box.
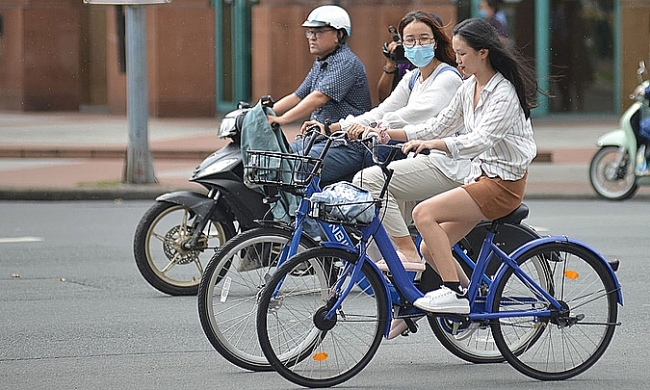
[404,318,418,334]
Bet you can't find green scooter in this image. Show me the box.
[589,60,650,200]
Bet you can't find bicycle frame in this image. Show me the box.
[316,208,623,336]
[270,179,493,323]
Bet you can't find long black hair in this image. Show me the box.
[453,18,538,118]
[398,10,457,68]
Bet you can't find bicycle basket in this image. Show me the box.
[309,182,376,226]
[245,150,322,190]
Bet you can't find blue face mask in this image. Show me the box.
[404,44,435,68]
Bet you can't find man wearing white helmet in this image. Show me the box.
[267,5,372,127]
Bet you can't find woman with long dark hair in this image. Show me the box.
[396,17,538,314]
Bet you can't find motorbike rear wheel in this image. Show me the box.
[589,146,638,200]
[133,201,236,295]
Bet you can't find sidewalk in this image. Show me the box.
[1,110,649,200]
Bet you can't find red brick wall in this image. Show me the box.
[621,0,650,112]
[151,2,215,117]
[23,4,80,110]
[0,7,25,110]
[0,0,82,111]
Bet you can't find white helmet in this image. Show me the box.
[302,5,351,37]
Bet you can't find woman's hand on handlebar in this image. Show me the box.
[402,139,436,156]
[347,122,372,140]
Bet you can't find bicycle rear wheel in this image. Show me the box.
[197,227,317,371]
[257,247,388,388]
[426,222,541,363]
[491,242,619,380]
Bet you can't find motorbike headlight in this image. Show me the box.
[217,117,237,138]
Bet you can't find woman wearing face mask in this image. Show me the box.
[299,10,464,187]
[351,14,473,274]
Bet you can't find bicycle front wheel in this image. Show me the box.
[491,242,619,380]
[197,227,317,371]
[257,247,388,388]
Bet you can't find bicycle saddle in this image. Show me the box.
[495,203,529,225]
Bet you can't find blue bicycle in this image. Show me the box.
[255,144,623,387]
[197,134,541,371]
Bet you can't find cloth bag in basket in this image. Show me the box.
[309,182,375,224]
[240,100,300,220]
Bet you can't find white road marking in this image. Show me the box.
[0,236,45,244]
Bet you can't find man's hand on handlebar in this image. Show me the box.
[266,115,285,127]
[300,120,325,134]
[633,85,649,100]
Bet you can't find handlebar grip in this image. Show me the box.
[261,95,275,108]
[324,120,332,136]
[412,148,430,155]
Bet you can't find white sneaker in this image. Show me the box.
[413,286,470,314]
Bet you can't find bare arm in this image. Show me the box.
[268,91,330,126]
[376,42,400,102]
[271,93,301,116]
[377,63,397,102]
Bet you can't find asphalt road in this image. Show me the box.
[0,200,648,390]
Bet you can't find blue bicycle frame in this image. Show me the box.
[316,205,623,337]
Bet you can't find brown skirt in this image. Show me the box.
[462,172,528,220]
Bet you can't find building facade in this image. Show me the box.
[0,0,648,117]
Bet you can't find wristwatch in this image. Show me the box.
[382,66,397,74]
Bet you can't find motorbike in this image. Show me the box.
[133,100,274,296]
[590,60,650,200]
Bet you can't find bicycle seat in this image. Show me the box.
[494,203,529,225]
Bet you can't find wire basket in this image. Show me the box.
[309,182,377,226]
[245,150,322,191]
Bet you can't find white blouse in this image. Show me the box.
[338,62,462,130]
[403,72,537,183]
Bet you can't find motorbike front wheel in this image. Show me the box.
[589,146,638,200]
[133,201,236,295]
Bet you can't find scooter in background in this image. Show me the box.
[589,60,650,200]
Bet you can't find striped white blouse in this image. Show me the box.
[403,72,537,184]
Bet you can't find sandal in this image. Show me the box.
[375,251,426,273]
[388,319,409,339]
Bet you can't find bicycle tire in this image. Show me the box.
[490,241,619,380]
[197,227,317,371]
[257,247,388,388]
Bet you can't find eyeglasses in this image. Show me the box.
[402,37,434,48]
[305,29,333,39]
